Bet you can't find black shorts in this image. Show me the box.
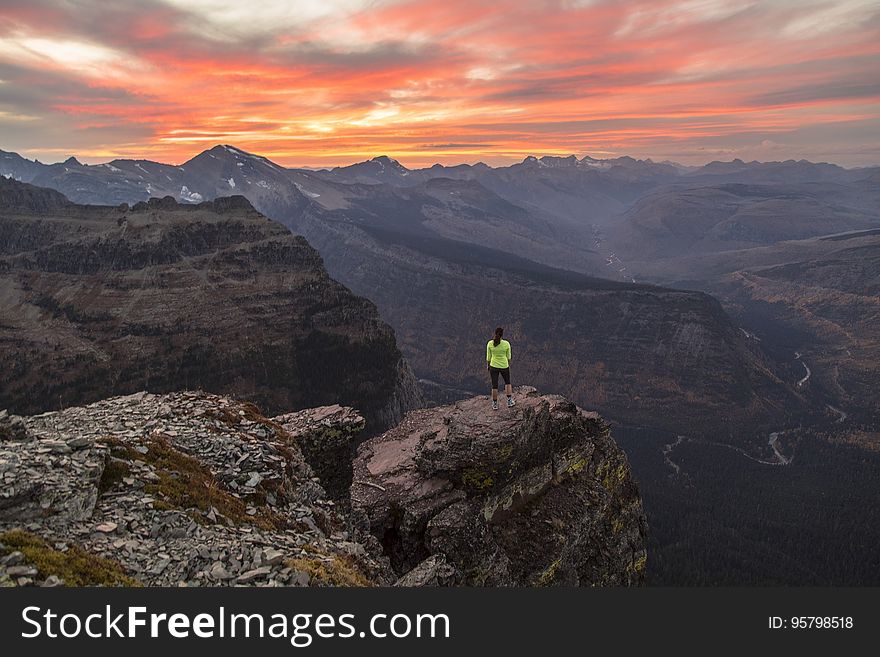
[489,366,511,389]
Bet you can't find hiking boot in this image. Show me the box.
[507,396,515,408]
[492,400,499,410]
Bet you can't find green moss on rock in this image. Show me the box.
[99,434,284,530]
[633,554,647,575]
[0,530,139,587]
[461,469,495,492]
[597,460,628,491]
[535,558,562,586]
[566,457,589,475]
[286,553,372,587]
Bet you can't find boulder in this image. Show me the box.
[0,410,28,442]
[394,554,458,587]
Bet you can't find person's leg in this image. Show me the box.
[502,368,514,405]
[490,368,499,402]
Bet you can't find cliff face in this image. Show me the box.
[0,178,421,432]
[351,387,648,586]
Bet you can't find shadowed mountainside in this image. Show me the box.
[0,178,421,432]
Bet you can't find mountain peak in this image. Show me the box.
[371,155,407,170]
[198,144,256,159]
[182,144,285,173]
[538,155,580,168]
[218,144,252,157]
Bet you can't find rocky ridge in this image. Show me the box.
[0,391,392,587]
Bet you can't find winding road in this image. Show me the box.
[662,435,685,476]
[768,432,792,465]
[794,351,811,387]
[660,350,852,477]
[663,431,793,476]
[826,404,848,424]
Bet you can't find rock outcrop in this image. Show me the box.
[0,391,392,587]
[0,178,422,432]
[274,405,366,501]
[0,410,27,441]
[351,387,648,586]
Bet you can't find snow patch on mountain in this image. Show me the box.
[294,182,320,198]
[221,145,284,171]
[179,186,203,203]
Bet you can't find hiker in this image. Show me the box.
[486,326,514,410]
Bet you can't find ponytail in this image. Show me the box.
[493,326,503,346]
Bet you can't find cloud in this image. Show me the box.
[0,0,877,166]
[781,0,880,37]
[418,142,497,149]
[614,0,758,37]
[751,80,880,106]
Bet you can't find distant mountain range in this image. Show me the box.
[3,145,876,278]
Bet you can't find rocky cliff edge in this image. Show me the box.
[0,387,647,587]
[351,386,648,586]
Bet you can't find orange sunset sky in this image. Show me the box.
[0,0,878,168]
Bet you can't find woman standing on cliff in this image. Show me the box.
[487,326,514,410]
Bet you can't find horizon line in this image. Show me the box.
[4,144,878,172]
